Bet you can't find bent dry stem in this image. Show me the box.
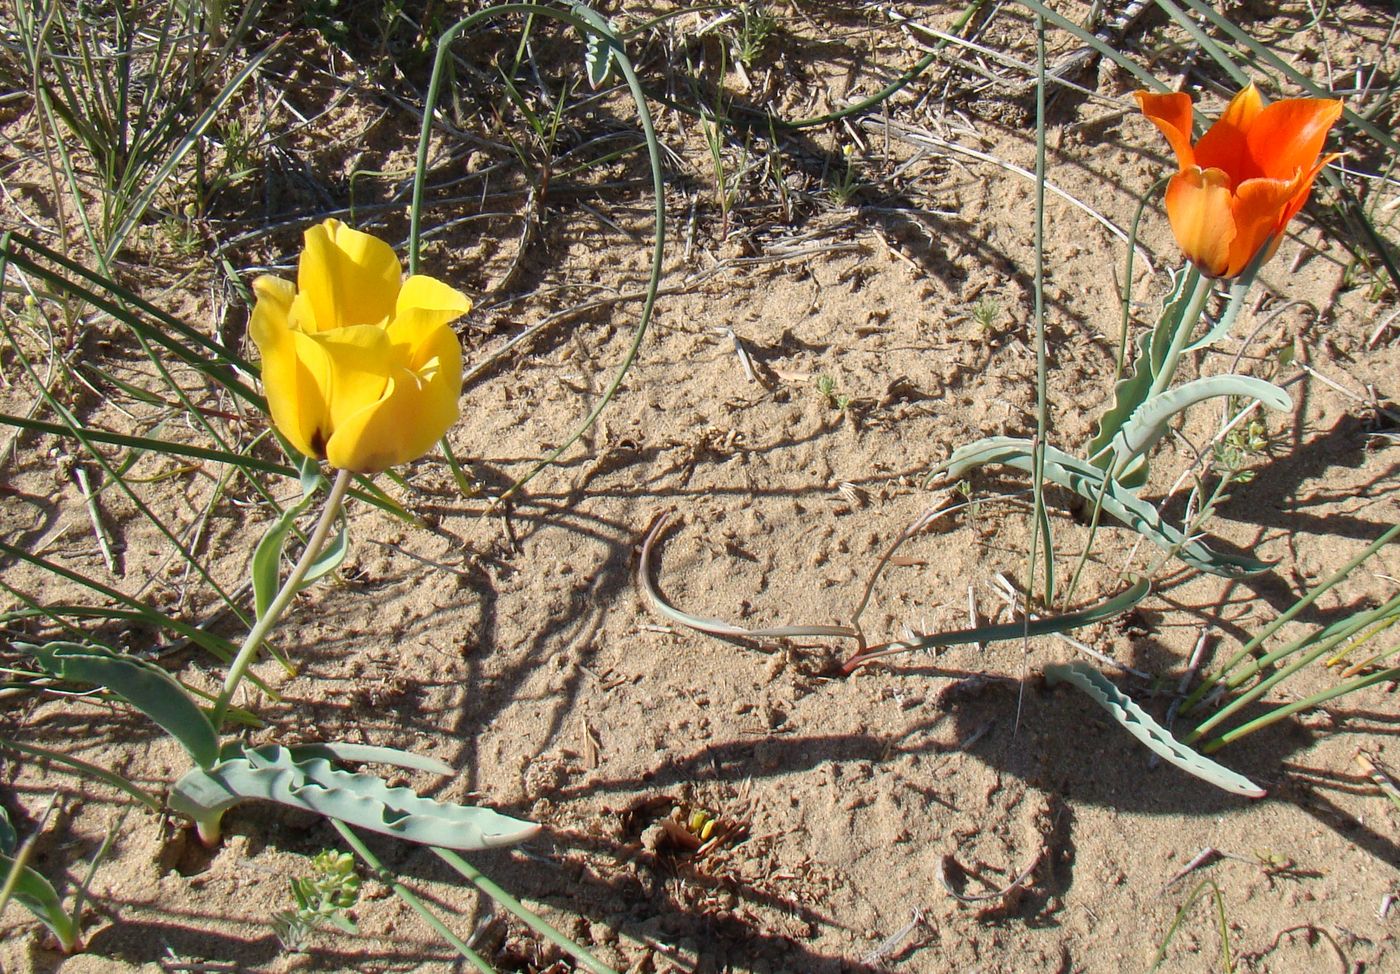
[212,468,352,731]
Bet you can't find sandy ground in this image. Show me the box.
[2,2,1399,972]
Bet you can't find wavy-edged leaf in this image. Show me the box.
[287,743,454,776]
[943,437,1271,576]
[1107,375,1291,471]
[579,24,616,88]
[1086,269,1198,470]
[169,744,538,850]
[564,0,619,89]
[24,642,218,768]
[1044,661,1265,798]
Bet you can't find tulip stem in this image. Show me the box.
[1146,266,1212,404]
[211,467,352,733]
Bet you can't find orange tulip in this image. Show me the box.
[1135,84,1342,278]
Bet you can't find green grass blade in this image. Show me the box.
[0,538,239,660]
[436,847,620,974]
[1164,0,1399,155]
[843,579,1150,672]
[1203,661,1400,752]
[0,738,162,811]
[330,822,494,973]
[104,36,281,261]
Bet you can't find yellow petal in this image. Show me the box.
[249,278,293,349]
[388,274,471,367]
[252,275,296,318]
[1165,167,1237,277]
[325,327,462,473]
[256,321,334,462]
[314,324,394,432]
[297,219,402,333]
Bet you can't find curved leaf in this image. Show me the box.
[24,642,218,768]
[0,852,77,950]
[252,492,314,620]
[169,744,538,851]
[288,743,454,776]
[843,578,1150,672]
[1044,662,1265,798]
[1108,376,1290,472]
[1086,268,1198,466]
[943,437,1271,576]
[301,521,347,588]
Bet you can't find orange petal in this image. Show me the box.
[1165,167,1237,277]
[1194,84,1265,184]
[1224,176,1298,277]
[1245,97,1343,181]
[1276,151,1340,230]
[1135,91,1196,169]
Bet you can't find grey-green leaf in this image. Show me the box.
[287,742,454,776]
[25,642,219,768]
[1044,662,1266,798]
[1107,375,1291,471]
[169,744,538,851]
[1086,269,1197,466]
[943,437,1271,576]
[565,0,618,88]
[300,520,347,589]
[0,853,78,951]
[252,492,314,620]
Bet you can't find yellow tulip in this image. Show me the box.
[250,220,468,473]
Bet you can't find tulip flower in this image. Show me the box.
[250,219,468,473]
[1135,84,1342,278]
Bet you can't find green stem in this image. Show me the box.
[1182,521,1400,712]
[1202,660,1400,752]
[1027,12,1053,607]
[332,823,494,973]
[1187,591,1400,743]
[211,468,351,730]
[1144,267,1212,405]
[434,848,619,974]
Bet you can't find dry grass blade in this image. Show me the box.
[636,511,858,641]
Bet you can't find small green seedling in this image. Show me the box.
[816,374,850,411]
[731,2,776,67]
[970,295,1001,333]
[1212,417,1272,483]
[273,849,362,951]
[828,144,863,205]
